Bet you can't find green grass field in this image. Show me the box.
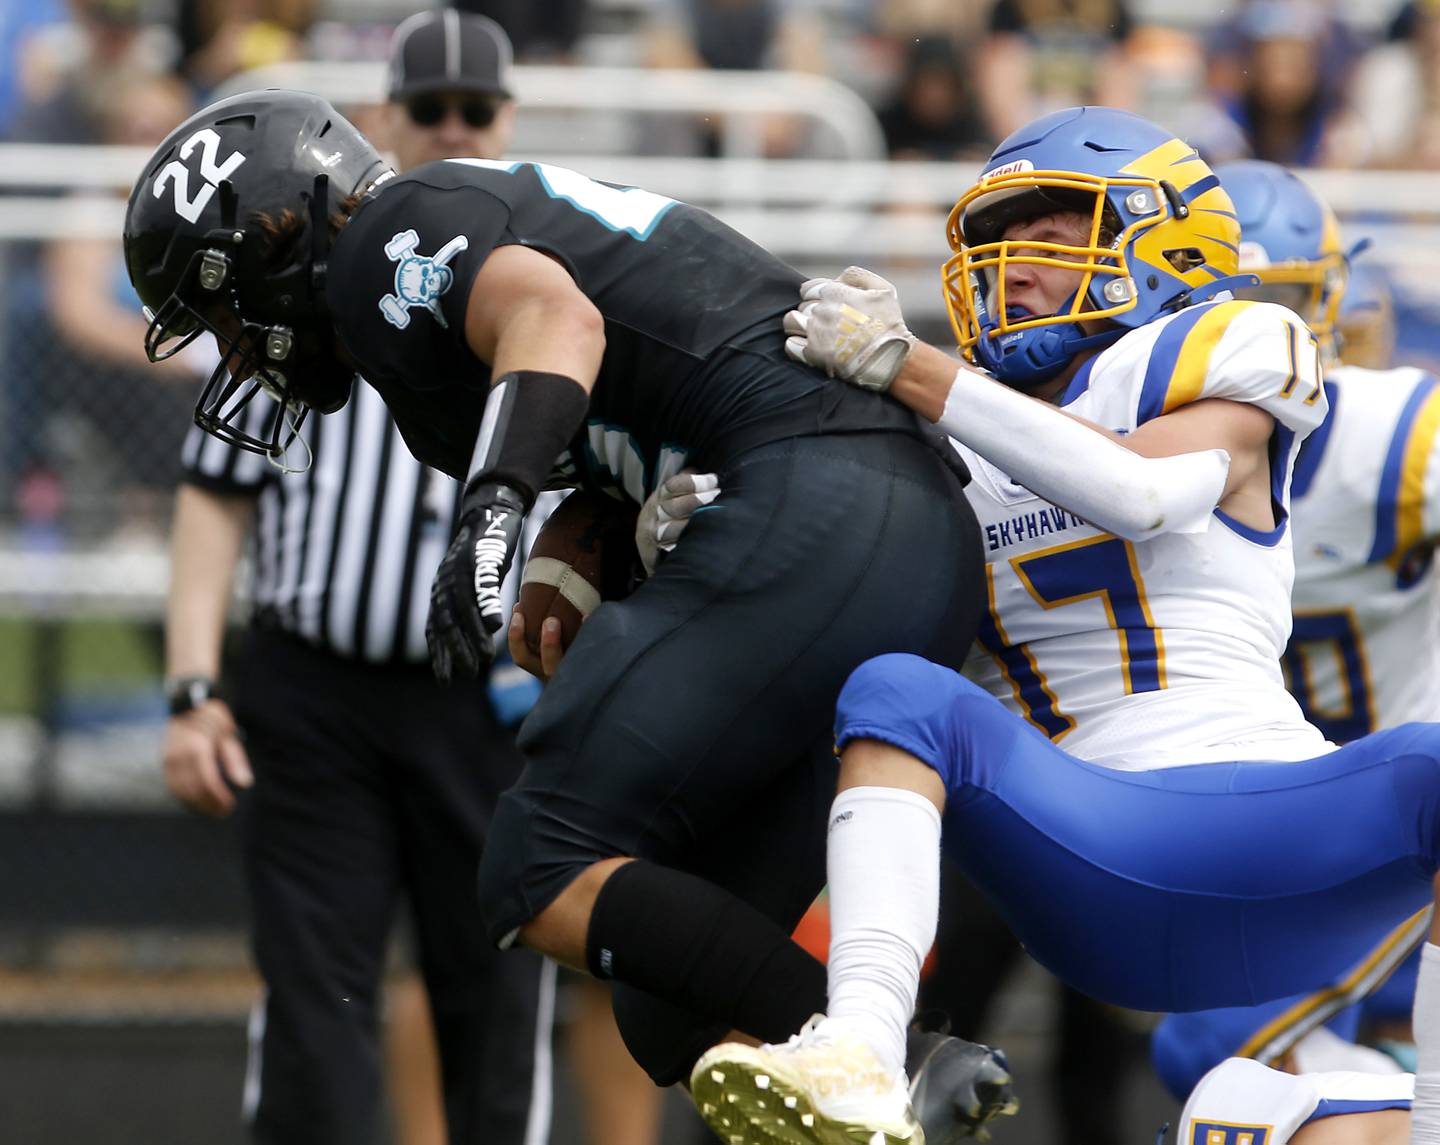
[0,618,165,715]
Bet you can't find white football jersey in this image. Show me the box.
[958,298,1331,771]
[1285,364,1440,741]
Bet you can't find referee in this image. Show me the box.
[159,13,553,1145]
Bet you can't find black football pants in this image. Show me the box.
[231,628,551,1145]
[477,429,985,1082]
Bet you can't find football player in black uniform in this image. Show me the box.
[123,89,1009,1135]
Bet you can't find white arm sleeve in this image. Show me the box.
[939,368,1231,542]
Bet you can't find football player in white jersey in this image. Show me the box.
[1151,162,1439,1100]
[1234,165,1440,747]
[688,106,1440,1145]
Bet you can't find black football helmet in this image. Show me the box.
[124,89,391,456]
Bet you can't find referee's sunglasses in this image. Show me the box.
[404,93,500,129]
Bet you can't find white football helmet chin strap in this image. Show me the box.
[263,402,313,475]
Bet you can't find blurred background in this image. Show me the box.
[1,0,1438,1141]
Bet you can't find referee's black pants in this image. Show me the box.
[231,628,552,1145]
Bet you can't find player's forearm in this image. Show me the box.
[166,485,254,678]
[464,270,603,505]
[885,341,968,422]
[926,360,1230,541]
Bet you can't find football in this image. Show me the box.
[517,491,640,655]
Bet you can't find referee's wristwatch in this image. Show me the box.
[166,675,221,716]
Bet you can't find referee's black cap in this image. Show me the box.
[387,9,514,101]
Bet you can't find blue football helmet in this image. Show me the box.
[943,107,1242,389]
[1216,159,1357,362]
[1335,261,1395,369]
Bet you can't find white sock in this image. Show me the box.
[823,785,941,1076]
[1412,942,1440,1144]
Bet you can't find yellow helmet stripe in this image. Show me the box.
[1119,138,1205,184]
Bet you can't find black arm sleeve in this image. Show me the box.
[465,370,591,507]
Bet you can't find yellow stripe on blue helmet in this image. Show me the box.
[1216,159,1354,363]
[943,106,1240,389]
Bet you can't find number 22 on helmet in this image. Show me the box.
[123,89,391,458]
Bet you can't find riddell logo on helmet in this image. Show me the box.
[1238,240,1273,269]
[982,159,1034,180]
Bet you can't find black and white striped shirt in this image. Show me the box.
[181,381,545,666]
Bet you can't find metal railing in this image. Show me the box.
[214,61,890,161]
[7,145,1440,318]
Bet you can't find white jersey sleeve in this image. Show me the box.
[1131,299,1327,440]
[1179,1058,1412,1145]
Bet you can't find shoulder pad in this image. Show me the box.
[1134,300,1327,438]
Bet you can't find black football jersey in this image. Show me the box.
[325,159,920,497]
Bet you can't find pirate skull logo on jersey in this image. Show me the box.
[378,229,469,330]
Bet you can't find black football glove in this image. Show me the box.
[427,481,528,681]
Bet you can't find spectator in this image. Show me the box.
[454,0,585,61]
[644,0,825,73]
[17,71,198,531]
[1202,0,1367,167]
[976,0,1139,143]
[642,0,827,156]
[174,0,313,99]
[1352,0,1440,167]
[876,34,990,160]
[871,0,988,41]
[7,0,161,146]
[0,0,66,138]
[44,73,198,390]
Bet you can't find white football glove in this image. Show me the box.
[783,266,916,392]
[636,470,721,576]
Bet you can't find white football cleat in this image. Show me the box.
[691,1016,923,1145]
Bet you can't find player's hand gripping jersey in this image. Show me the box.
[1285,364,1440,741]
[959,298,1331,770]
[326,159,919,498]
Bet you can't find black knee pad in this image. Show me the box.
[612,984,730,1087]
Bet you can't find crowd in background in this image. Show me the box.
[6,0,1440,164]
[1,0,1438,531]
